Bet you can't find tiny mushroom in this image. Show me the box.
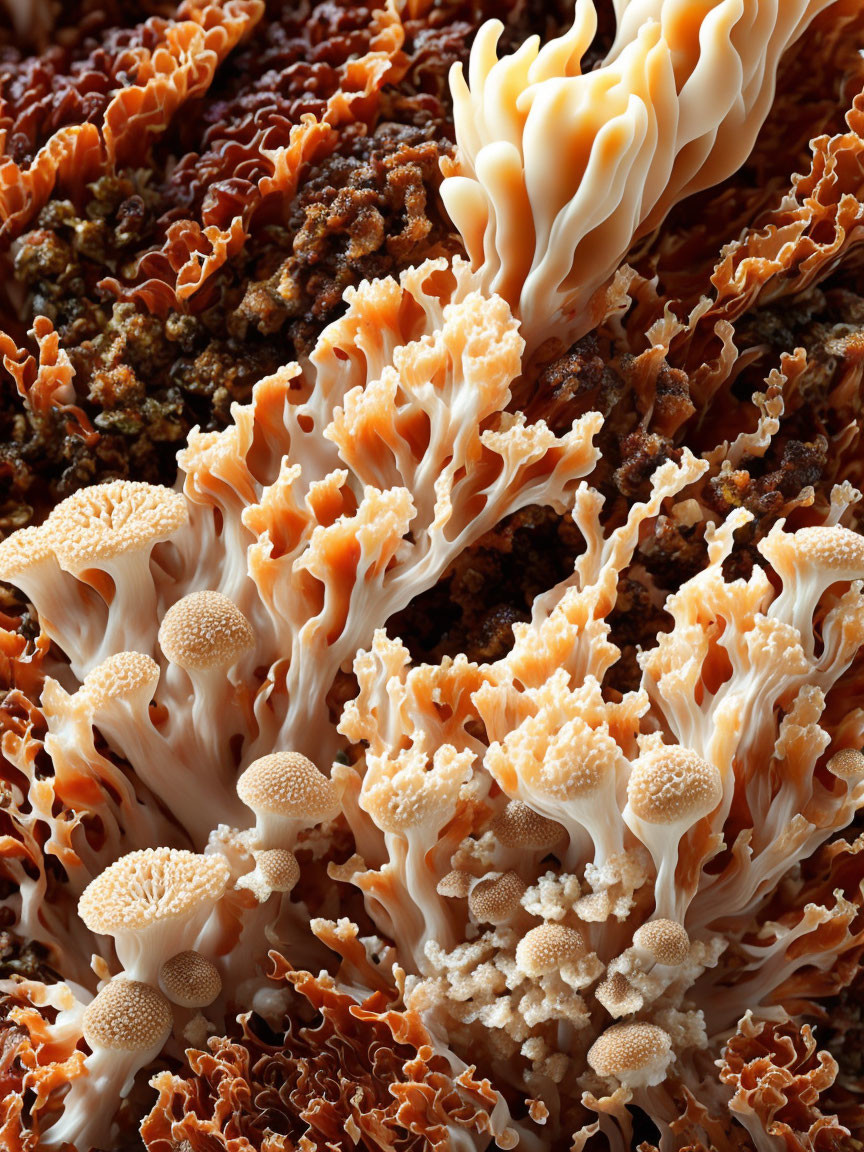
[159,950,222,1008]
[78,847,231,983]
[623,746,722,919]
[468,871,527,926]
[158,590,255,673]
[236,848,301,903]
[632,919,691,967]
[45,979,174,1149]
[515,923,586,978]
[236,751,340,849]
[595,971,644,1018]
[490,801,566,851]
[45,480,188,664]
[587,1021,674,1088]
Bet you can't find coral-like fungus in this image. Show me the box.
[2,0,864,1149]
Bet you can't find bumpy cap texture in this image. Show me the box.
[158,591,254,670]
[237,752,339,821]
[83,979,173,1052]
[78,847,230,934]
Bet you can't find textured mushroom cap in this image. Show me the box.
[791,525,864,573]
[490,801,565,849]
[78,847,230,934]
[587,1022,672,1080]
[83,651,160,709]
[437,869,474,898]
[255,849,300,892]
[627,747,722,826]
[47,480,187,567]
[515,922,586,977]
[158,591,254,670]
[0,525,53,579]
[82,979,173,1052]
[827,748,864,780]
[632,919,690,965]
[237,752,339,822]
[468,871,526,925]
[159,951,222,1008]
[596,971,643,1016]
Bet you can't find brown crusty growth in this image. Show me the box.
[157,591,255,670]
[515,923,586,977]
[82,979,173,1052]
[490,800,566,849]
[82,650,160,709]
[632,919,691,966]
[627,748,722,826]
[78,847,230,935]
[237,752,339,824]
[587,1022,673,1084]
[45,480,187,568]
[468,872,527,925]
[158,951,222,1009]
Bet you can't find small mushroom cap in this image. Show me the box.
[47,481,187,567]
[82,651,160,709]
[791,525,864,573]
[632,919,690,966]
[490,801,565,849]
[587,1022,672,1080]
[158,591,254,671]
[468,871,526,925]
[515,923,586,977]
[0,525,53,580]
[159,951,222,1008]
[237,752,339,822]
[437,869,474,898]
[827,748,864,780]
[627,747,722,826]
[595,971,643,1017]
[83,979,173,1052]
[255,849,300,892]
[78,847,230,934]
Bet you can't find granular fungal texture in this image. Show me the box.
[2,1,864,1151]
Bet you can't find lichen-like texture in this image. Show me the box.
[2,0,864,1150]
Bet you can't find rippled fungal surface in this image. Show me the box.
[1,0,864,1150]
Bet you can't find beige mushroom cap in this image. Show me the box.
[632,919,690,966]
[595,971,643,1017]
[515,922,586,977]
[627,747,721,826]
[47,481,187,567]
[437,869,474,898]
[587,1022,673,1083]
[0,524,54,580]
[468,871,526,925]
[827,748,864,780]
[78,847,230,935]
[83,979,173,1052]
[791,525,864,574]
[82,651,160,709]
[159,951,222,1008]
[237,752,339,823]
[255,849,301,892]
[490,801,565,849]
[158,591,255,671]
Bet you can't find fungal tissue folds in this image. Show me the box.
[1,0,864,1149]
